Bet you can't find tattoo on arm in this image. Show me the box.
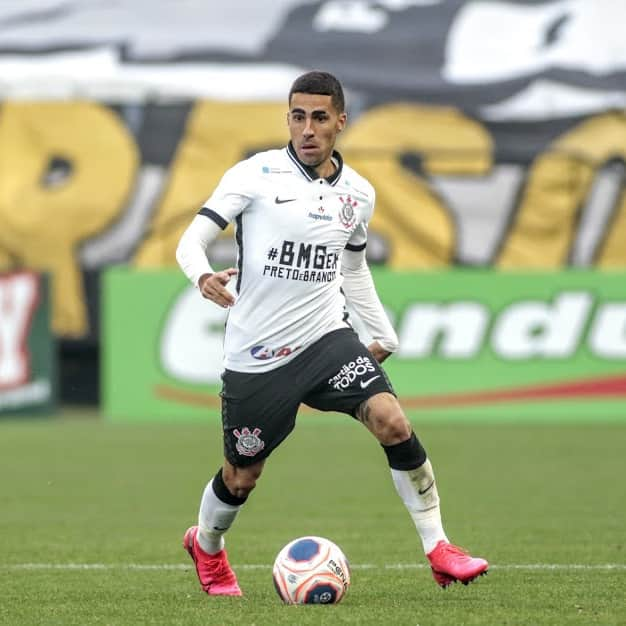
[356,400,371,425]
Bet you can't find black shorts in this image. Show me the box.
[220,328,395,466]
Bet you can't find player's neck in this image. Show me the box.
[314,158,337,179]
[287,142,343,184]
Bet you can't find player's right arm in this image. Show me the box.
[175,215,238,308]
[175,160,253,308]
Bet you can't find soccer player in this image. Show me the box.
[176,70,488,596]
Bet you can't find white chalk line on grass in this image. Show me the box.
[2,563,625,571]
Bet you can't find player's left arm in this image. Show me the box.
[341,246,398,363]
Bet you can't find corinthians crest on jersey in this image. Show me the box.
[338,195,358,229]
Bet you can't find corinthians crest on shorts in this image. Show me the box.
[233,427,265,457]
[338,195,357,229]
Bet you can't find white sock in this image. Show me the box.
[391,459,448,554]
[196,478,242,555]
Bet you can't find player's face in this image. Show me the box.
[287,93,347,178]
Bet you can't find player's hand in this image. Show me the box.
[368,341,392,363]
[198,268,238,308]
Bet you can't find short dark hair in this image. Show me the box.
[288,71,345,113]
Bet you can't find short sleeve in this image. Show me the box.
[345,187,374,251]
[345,222,368,251]
[199,160,254,227]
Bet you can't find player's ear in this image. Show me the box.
[337,112,347,132]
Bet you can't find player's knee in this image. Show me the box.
[377,411,412,445]
[223,462,264,499]
[229,472,259,499]
[365,395,411,445]
[230,479,256,499]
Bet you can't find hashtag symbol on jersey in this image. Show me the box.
[267,248,278,260]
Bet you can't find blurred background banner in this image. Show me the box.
[104,267,626,422]
[0,0,624,408]
[0,272,56,415]
[102,267,226,422]
[2,0,624,119]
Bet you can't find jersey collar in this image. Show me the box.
[286,142,343,186]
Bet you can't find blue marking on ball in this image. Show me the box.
[287,538,320,562]
[304,583,337,604]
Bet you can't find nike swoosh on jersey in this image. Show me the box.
[359,375,380,389]
[275,196,297,204]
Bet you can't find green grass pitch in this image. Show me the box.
[1,413,624,625]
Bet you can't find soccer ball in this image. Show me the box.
[272,536,351,605]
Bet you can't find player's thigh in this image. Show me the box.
[302,328,396,417]
[220,367,301,467]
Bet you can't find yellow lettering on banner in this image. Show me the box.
[497,153,593,267]
[564,113,626,268]
[0,103,138,337]
[134,101,287,266]
[497,112,626,268]
[598,188,626,267]
[339,104,492,268]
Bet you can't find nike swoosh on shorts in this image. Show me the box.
[360,375,380,389]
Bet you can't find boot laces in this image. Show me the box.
[440,543,470,560]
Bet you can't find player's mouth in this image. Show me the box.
[298,143,320,161]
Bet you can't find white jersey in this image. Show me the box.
[201,143,375,372]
